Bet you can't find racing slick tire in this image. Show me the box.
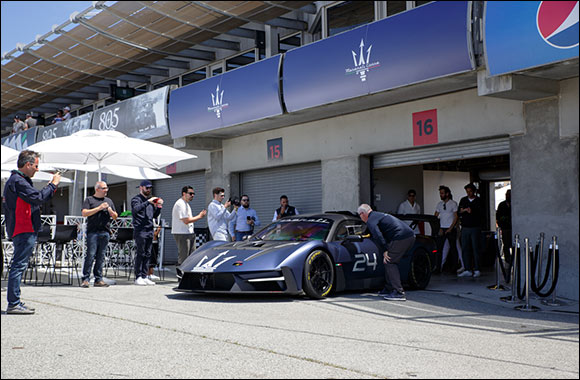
[303,250,335,299]
[408,247,431,290]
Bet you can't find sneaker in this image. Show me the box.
[143,277,156,286]
[458,270,473,278]
[473,270,481,278]
[383,291,406,301]
[456,267,465,274]
[94,280,110,287]
[134,277,148,286]
[80,281,90,288]
[20,303,35,312]
[6,303,35,315]
[377,287,390,296]
[147,274,160,281]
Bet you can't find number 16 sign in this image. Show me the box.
[412,109,438,146]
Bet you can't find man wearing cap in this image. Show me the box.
[131,180,163,286]
[62,106,71,120]
[12,115,25,134]
[24,114,37,129]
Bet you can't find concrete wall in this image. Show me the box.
[560,77,579,138]
[511,97,579,301]
[222,88,524,173]
[373,165,424,214]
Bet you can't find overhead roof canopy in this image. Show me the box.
[1,1,314,131]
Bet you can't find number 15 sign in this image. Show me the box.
[412,109,438,146]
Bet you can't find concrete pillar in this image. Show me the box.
[205,150,231,206]
[321,156,371,213]
[510,97,579,301]
[265,25,279,58]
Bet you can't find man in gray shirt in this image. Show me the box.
[12,115,25,134]
[25,114,37,129]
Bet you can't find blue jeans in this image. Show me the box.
[134,235,152,279]
[82,231,110,282]
[461,227,481,272]
[235,231,252,242]
[8,233,37,307]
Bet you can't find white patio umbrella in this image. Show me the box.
[6,130,196,181]
[1,145,20,165]
[42,163,171,180]
[1,169,72,183]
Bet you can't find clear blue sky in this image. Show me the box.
[1,1,93,55]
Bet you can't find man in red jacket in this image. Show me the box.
[3,150,60,314]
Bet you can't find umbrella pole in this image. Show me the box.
[98,161,102,182]
[84,171,88,201]
[71,170,78,215]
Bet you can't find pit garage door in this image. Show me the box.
[154,171,206,264]
[373,137,510,169]
[240,162,322,226]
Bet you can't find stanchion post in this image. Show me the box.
[515,238,540,312]
[536,232,544,285]
[488,227,507,291]
[501,234,520,303]
[541,236,567,307]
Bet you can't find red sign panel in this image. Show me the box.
[412,109,438,146]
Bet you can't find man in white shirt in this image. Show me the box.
[207,187,238,241]
[434,185,464,273]
[397,189,421,232]
[172,186,206,265]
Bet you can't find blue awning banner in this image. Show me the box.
[283,1,474,112]
[168,56,282,138]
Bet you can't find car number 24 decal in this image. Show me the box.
[353,253,378,272]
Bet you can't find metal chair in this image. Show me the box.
[107,227,134,279]
[24,224,52,285]
[42,225,79,286]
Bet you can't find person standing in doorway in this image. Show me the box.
[496,189,512,265]
[207,187,237,241]
[272,195,299,221]
[358,204,415,301]
[80,181,118,288]
[230,195,260,241]
[131,180,162,285]
[434,185,462,273]
[397,189,421,233]
[3,150,60,314]
[172,186,207,266]
[458,183,484,278]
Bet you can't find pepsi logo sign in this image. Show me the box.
[536,1,579,49]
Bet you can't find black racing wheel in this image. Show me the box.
[408,247,431,290]
[303,250,334,299]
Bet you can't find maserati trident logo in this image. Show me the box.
[345,38,380,82]
[208,85,229,118]
[199,274,208,289]
[194,250,235,272]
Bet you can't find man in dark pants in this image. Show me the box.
[458,183,485,278]
[358,204,416,301]
[496,189,512,265]
[80,181,118,288]
[131,180,162,286]
[3,150,60,314]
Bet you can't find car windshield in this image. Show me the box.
[253,218,332,241]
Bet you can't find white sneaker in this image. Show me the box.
[134,277,148,286]
[148,274,160,281]
[473,270,481,278]
[143,277,156,286]
[456,267,465,274]
[458,270,473,278]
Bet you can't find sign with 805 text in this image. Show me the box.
[412,109,438,146]
[267,138,283,161]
